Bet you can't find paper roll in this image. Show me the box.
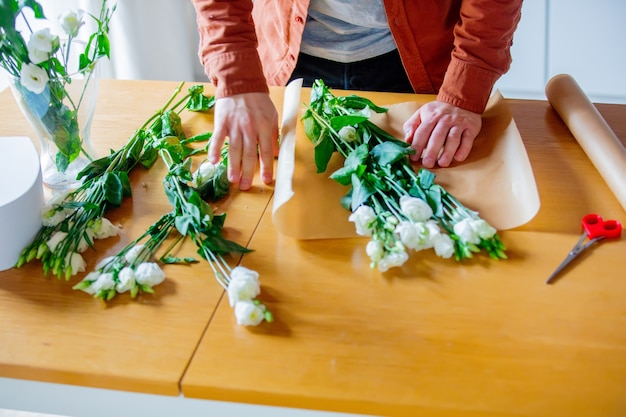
[545,74,626,211]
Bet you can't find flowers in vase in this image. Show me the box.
[0,0,115,172]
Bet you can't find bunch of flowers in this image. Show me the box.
[72,213,173,300]
[301,80,507,272]
[73,121,272,326]
[16,83,213,279]
[0,0,115,172]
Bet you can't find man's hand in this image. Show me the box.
[403,101,482,168]
[209,92,279,190]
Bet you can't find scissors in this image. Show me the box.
[546,213,622,284]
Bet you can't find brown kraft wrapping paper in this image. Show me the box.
[273,80,540,240]
[545,74,626,211]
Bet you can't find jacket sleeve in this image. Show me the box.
[191,0,269,98]
[437,0,522,114]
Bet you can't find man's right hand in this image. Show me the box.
[209,92,279,190]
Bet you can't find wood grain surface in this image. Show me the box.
[0,80,277,395]
[1,82,624,416]
[181,95,626,417]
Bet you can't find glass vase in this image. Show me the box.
[9,41,100,191]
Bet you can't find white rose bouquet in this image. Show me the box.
[17,83,213,279]
[66,82,271,325]
[0,0,115,172]
[301,80,507,272]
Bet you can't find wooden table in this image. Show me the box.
[0,80,624,417]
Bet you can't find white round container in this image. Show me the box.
[0,136,43,271]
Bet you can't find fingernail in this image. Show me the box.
[239,179,251,190]
[422,157,435,168]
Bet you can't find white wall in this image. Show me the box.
[495,0,626,104]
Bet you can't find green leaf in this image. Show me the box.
[20,0,46,18]
[55,152,70,174]
[174,213,194,236]
[77,153,114,181]
[187,85,215,112]
[182,131,212,145]
[139,146,158,169]
[340,96,388,113]
[350,173,375,211]
[103,172,124,206]
[345,143,369,168]
[199,234,252,257]
[302,115,321,144]
[187,190,214,226]
[370,141,413,166]
[329,165,354,186]
[163,111,185,139]
[161,255,199,264]
[417,168,436,189]
[313,132,336,173]
[96,33,110,59]
[426,184,443,218]
[329,114,368,131]
[329,144,369,185]
[118,171,132,197]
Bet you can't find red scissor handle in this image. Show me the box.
[582,213,622,239]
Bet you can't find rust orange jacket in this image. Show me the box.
[192,0,522,114]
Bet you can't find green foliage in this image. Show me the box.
[0,0,115,172]
[300,79,507,263]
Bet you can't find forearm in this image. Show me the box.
[437,0,523,113]
[192,0,269,98]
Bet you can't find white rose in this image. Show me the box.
[338,126,358,143]
[234,300,266,326]
[134,262,166,287]
[365,239,384,263]
[65,252,86,275]
[348,205,377,236]
[59,9,84,37]
[227,266,261,306]
[93,217,120,239]
[124,244,145,264]
[377,248,409,272]
[27,28,57,64]
[90,272,116,294]
[28,47,49,65]
[399,195,433,223]
[41,207,67,227]
[28,28,55,53]
[471,219,497,240]
[80,271,100,295]
[432,233,455,259]
[20,63,49,94]
[395,221,430,251]
[453,218,480,244]
[47,231,68,252]
[116,267,136,293]
[192,160,219,187]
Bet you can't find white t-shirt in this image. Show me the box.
[300,0,397,63]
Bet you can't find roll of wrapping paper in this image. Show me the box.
[545,74,626,211]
